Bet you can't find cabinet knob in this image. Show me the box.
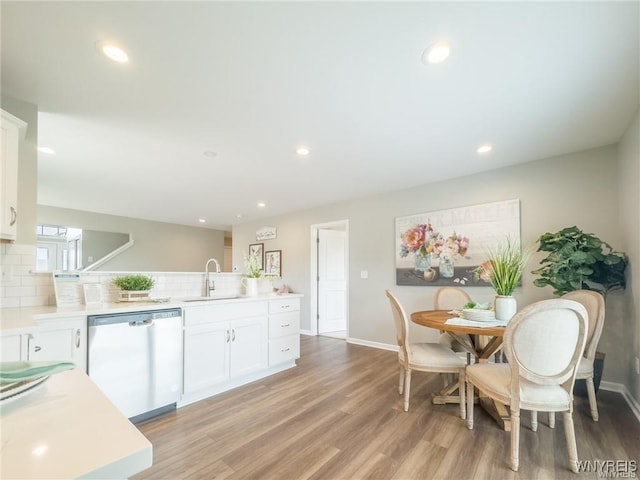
[281,323,290,328]
[226,330,230,343]
[75,329,81,348]
[34,346,42,352]
[281,305,290,309]
[9,207,17,227]
[281,347,290,352]
[231,329,236,341]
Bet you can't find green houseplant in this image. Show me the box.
[532,226,628,297]
[113,274,155,302]
[242,251,262,296]
[475,238,531,321]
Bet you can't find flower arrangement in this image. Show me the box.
[244,251,263,278]
[400,222,469,261]
[475,238,530,296]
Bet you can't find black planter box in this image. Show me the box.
[574,351,605,396]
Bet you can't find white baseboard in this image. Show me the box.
[600,381,640,423]
[346,337,398,352]
[300,329,314,336]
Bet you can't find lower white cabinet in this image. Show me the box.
[0,317,87,371]
[268,298,300,366]
[183,302,268,396]
[1,333,25,361]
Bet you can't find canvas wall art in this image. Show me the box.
[395,199,521,286]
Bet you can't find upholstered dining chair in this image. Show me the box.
[385,290,467,417]
[543,290,605,428]
[434,287,474,354]
[465,299,588,473]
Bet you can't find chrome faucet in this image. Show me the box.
[204,258,221,296]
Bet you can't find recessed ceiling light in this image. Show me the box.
[37,146,56,155]
[236,213,243,219]
[198,218,206,223]
[100,43,129,63]
[422,41,451,64]
[477,143,494,154]
[257,202,266,208]
[296,146,310,156]
[203,151,217,158]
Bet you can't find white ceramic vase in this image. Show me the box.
[241,277,259,296]
[494,295,517,322]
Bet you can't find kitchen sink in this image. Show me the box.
[181,295,240,302]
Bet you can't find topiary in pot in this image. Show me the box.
[532,226,628,297]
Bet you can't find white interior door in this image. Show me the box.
[318,228,347,334]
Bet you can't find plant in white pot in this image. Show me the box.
[242,251,262,296]
[475,238,531,322]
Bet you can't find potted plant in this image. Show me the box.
[113,274,155,302]
[531,226,628,297]
[475,237,531,321]
[242,251,262,296]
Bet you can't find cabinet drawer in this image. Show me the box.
[269,297,300,314]
[268,312,300,339]
[185,301,268,326]
[269,335,300,365]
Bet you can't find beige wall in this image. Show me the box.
[1,95,38,244]
[38,205,226,272]
[618,107,640,401]
[233,144,637,391]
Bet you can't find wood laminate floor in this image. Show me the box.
[133,336,640,480]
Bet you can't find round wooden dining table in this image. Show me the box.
[410,309,505,362]
[410,309,511,431]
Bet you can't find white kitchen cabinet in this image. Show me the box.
[268,297,301,366]
[31,317,87,372]
[183,302,268,396]
[0,316,87,371]
[1,333,25,361]
[0,109,27,241]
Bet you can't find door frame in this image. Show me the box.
[309,219,349,337]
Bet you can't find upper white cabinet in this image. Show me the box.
[0,109,27,241]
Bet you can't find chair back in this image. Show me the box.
[562,290,605,362]
[385,290,410,362]
[434,287,471,310]
[503,299,587,394]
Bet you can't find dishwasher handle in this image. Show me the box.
[129,319,154,327]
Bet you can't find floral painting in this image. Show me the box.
[395,199,521,286]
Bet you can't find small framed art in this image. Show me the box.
[264,250,282,277]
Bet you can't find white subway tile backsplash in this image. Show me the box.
[1,243,244,309]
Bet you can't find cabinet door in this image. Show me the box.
[183,322,230,394]
[28,328,76,362]
[0,111,25,240]
[1,334,24,361]
[229,316,268,379]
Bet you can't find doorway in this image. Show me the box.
[310,220,349,339]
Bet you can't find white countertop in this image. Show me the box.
[0,368,152,479]
[0,293,304,332]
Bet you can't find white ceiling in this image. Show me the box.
[2,2,638,231]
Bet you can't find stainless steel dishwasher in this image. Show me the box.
[87,308,183,423]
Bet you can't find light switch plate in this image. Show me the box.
[360,270,368,279]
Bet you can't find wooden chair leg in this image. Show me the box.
[398,365,405,395]
[549,411,556,429]
[510,408,521,472]
[531,410,538,432]
[586,377,599,421]
[458,369,466,420]
[563,411,579,473]
[466,379,474,429]
[403,369,412,412]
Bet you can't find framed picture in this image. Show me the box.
[249,243,264,270]
[264,250,282,277]
[395,199,521,287]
